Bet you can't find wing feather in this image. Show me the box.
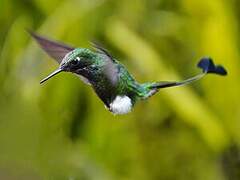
[29,31,75,64]
[91,42,119,85]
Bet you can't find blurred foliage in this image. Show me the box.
[0,0,240,179]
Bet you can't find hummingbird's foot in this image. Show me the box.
[109,95,132,115]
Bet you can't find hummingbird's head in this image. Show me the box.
[60,48,96,72]
[40,48,96,84]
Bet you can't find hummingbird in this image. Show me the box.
[30,32,227,115]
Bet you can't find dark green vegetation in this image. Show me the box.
[0,0,240,179]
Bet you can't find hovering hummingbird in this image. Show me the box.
[30,32,227,115]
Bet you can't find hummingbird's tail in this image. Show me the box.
[149,57,227,90]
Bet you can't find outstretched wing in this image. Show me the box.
[91,42,119,85]
[29,31,75,64]
[91,42,115,61]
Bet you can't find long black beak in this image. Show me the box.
[40,68,63,84]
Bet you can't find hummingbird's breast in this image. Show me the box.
[76,65,119,107]
[75,56,142,111]
[90,72,134,115]
[91,75,119,107]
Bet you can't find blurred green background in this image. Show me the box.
[0,0,240,179]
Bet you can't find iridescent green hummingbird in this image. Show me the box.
[30,32,227,114]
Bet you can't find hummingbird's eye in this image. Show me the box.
[71,57,80,66]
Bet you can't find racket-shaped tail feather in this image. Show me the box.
[149,57,227,90]
[197,57,227,75]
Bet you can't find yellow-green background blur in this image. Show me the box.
[0,0,240,179]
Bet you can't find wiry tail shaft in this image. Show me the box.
[150,57,227,90]
[151,73,206,89]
